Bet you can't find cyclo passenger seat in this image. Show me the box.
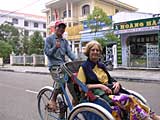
[63,61,98,105]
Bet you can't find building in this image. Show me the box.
[0,9,46,38]
[42,0,137,55]
[114,12,160,68]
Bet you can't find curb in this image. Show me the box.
[0,68,160,84]
[25,71,49,75]
[0,68,49,75]
[113,76,160,84]
[0,69,14,72]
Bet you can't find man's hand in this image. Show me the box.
[56,39,60,48]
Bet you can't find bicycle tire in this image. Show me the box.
[68,102,115,120]
[37,87,67,120]
[37,87,53,120]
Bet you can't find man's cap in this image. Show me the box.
[55,21,66,28]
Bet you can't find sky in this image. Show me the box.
[0,0,160,16]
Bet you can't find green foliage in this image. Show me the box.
[0,41,12,60]
[86,7,119,48]
[29,31,44,55]
[19,36,30,55]
[96,37,107,48]
[0,23,20,54]
[104,32,119,42]
[87,6,112,32]
[0,23,45,57]
[95,32,119,48]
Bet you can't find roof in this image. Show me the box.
[0,9,46,20]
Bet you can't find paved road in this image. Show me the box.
[0,64,160,82]
[0,71,159,120]
[0,71,52,120]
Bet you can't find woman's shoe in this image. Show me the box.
[144,116,152,120]
[151,114,160,120]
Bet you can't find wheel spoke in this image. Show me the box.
[38,88,67,120]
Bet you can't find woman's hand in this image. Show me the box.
[112,82,121,94]
[87,84,112,94]
[99,84,112,95]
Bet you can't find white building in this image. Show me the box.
[0,9,47,38]
[112,11,154,23]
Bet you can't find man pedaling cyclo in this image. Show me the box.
[44,21,78,117]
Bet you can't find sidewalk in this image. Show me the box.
[0,64,160,83]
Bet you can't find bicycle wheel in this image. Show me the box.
[68,103,115,120]
[37,86,67,120]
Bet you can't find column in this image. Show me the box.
[72,41,75,52]
[66,2,69,26]
[10,52,14,65]
[32,54,36,66]
[23,53,26,66]
[70,2,73,26]
[158,20,160,67]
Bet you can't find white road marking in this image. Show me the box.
[25,89,38,94]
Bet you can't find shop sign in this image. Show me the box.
[83,16,112,30]
[114,17,160,34]
[117,36,122,64]
[114,26,159,34]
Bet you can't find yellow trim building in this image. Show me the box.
[42,0,137,53]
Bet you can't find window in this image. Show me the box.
[34,22,38,28]
[12,18,18,24]
[24,21,28,26]
[82,5,90,16]
[63,10,71,18]
[68,22,71,27]
[24,30,29,36]
[43,23,46,28]
[43,32,46,37]
[115,9,119,13]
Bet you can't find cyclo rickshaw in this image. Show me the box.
[37,61,148,120]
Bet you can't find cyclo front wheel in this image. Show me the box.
[37,86,67,120]
[68,102,114,120]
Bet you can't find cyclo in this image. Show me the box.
[37,61,148,120]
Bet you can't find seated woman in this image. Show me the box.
[77,41,160,120]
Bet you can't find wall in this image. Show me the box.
[95,0,115,16]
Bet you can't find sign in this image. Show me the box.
[117,36,122,64]
[83,16,112,30]
[114,26,159,34]
[114,17,160,34]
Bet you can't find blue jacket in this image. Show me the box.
[44,34,76,68]
[81,59,117,84]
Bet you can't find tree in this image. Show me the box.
[87,6,112,33]
[86,7,119,47]
[29,31,44,55]
[19,36,30,55]
[0,41,12,62]
[96,32,119,45]
[0,23,21,54]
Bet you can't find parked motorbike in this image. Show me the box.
[104,60,113,71]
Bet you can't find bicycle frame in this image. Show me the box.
[56,68,89,111]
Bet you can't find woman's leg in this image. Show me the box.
[109,94,151,120]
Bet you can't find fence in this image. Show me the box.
[10,54,45,66]
[0,58,3,66]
